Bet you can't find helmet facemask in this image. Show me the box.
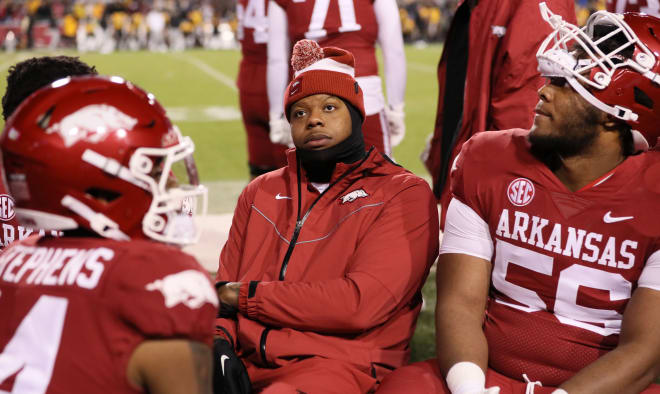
[129,133,208,246]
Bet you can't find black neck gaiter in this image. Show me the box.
[296,100,366,183]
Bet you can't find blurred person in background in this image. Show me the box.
[146,2,167,51]
[26,0,59,49]
[236,0,288,179]
[266,0,407,157]
[423,0,576,227]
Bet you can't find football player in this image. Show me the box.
[236,0,288,179]
[379,4,660,394]
[266,0,406,156]
[0,55,98,249]
[0,76,218,393]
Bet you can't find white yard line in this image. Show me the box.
[165,106,241,122]
[173,53,237,92]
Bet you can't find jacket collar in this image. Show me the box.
[285,147,395,185]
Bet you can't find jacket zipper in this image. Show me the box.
[259,327,271,366]
[278,150,373,280]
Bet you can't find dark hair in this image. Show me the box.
[2,56,97,120]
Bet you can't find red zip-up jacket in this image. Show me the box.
[215,148,439,382]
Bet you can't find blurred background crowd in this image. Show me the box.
[0,0,606,52]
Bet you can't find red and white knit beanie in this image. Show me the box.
[284,40,365,120]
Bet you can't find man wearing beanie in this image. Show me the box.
[212,40,439,393]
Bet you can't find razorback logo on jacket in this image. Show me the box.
[341,189,368,204]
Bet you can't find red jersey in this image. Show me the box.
[237,0,268,61]
[0,190,57,249]
[607,0,660,14]
[237,0,269,96]
[274,0,379,76]
[0,237,218,393]
[450,129,660,385]
[0,192,20,248]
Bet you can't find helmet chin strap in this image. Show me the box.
[61,195,130,241]
[566,77,650,152]
[565,76,638,122]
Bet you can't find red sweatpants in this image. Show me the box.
[245,357,376,393]
[238,60,288,175]
[377,359,660,394]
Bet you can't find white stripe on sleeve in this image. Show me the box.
[439,198,494,261]
[639,249,660,291]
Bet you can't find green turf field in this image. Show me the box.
[0,45,442,362]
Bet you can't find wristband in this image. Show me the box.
[446,361,486,394]
[552,390,568,394]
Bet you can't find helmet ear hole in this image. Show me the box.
[634,86,654,109]
[85,188,121,203]
[36,106,55,130]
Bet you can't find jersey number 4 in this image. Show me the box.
[493,239,631,337]
[237,0,268,44]
[0,296,67,393]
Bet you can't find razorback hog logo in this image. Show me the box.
[0,194,15,221]
[341,189,368,204]
[146,270,218,309]
[46,104,138,147]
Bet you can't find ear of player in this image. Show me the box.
[537,2,660,151]
[0,75,208,246]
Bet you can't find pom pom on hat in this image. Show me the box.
[283,40,365,121]
[291,40,324,73]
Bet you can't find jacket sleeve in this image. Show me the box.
[237,180,440,333]
[488,0,576,130]
[214,184,254,346]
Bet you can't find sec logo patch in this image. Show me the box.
[507,178,534,207]
[0,194,15,221]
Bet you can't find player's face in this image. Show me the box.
[529,77,602,158]
[289,94,352,151]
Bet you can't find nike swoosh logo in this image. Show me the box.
[221,355,229,376]
[275,193,292,200]
[603,211,634,223]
